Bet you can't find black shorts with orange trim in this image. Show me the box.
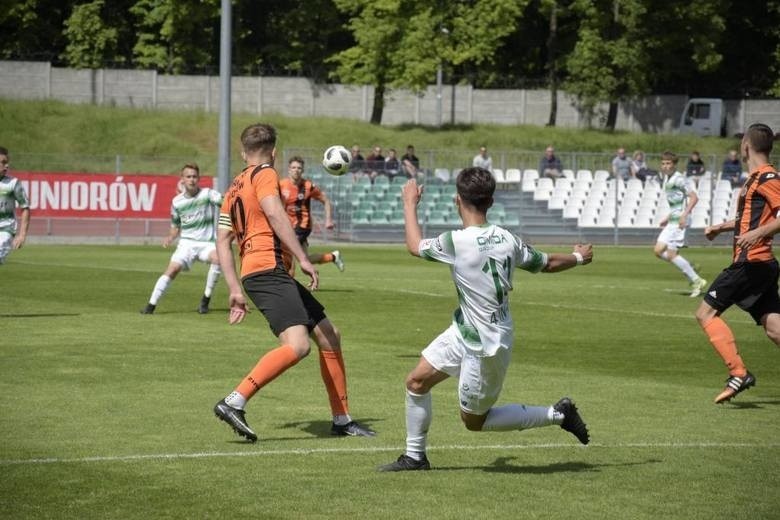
[704,260,780,325]
[242,268,326,336]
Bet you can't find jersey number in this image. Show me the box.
[230,197,247,243]
[482,257,511,303]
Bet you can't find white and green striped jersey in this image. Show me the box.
[419,224,548,356]
[171,188,223,242]
[0,174,30,235]
[663,171,696,224]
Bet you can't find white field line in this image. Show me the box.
[2,442,777,466]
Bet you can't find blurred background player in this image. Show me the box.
[695,123,780,403]
[379,168,590,472]
[213,123,374,442]
[0,146,30,264]
[653,151,707,297]
[141,163,222,314]
[279,156,344,277]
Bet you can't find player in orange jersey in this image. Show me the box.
[695,123,780,403]
[212,123,375,441]
[279,156,344,276]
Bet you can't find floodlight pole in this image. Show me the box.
[436,64,443,127]
[217,0,232,193]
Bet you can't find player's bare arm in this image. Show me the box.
[402,179,424,257]
[216,227,248,324]
[704,219,736,241]
[162,226,180,248]
[260,194,319,290]
[12,207,29,249]
[679,192,698,229]
[543,243,593,272]
[736,216,780,249]
[323,196,335,229]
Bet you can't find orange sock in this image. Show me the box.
[319,349,349,416]
[320,253,334,264]
[702,317,747,376]
[236,344,300,400]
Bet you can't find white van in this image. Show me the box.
[678,98,726,137]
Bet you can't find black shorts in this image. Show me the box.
[295,228,311,247]
[242,268,326,336]
[704,260,780,325]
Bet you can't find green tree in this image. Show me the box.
[62,0,121,68]
[0,0,74,61]
[129,0,219,74]
[330,0,526,124]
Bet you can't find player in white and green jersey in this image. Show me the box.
[379,167,592,472]
[653,151,706,297]
[141,164,223,315]
[0,147,30,264]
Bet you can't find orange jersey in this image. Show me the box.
[219,164,292,278]
[733,164,780,263]
[279,177,326,231]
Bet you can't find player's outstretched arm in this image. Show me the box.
[402,179,424,257]
[704,219,735,241]
[543,243,593,273]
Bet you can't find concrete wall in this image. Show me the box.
[2,60,779,133]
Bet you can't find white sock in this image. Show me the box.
[671,255,698,282]
[149,275,172,305]
[405,390,432,460]
[482,404,557,431]
[224,391,247,410]
[332,414,352,426]
[204,264,221,297]
[660,251,669,261]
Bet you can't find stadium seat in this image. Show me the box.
[576,170,593,182]
[505,168,522,183]
[562,204,581,220]
[691,213,708,228]
[533,177,554,201]
[594,170,610,182]
[521,176,537,192]
[492,169,505,182]
[562,169,575,180]
[522,169,539,180]
[434,168,451,183]
[548,194,566,210]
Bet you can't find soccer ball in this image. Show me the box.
[322,145,352,176]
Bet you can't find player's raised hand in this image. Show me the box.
[574,243,593,264]
[228,292,249,325]
[402,179,423,207]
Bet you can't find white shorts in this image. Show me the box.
[170,239,216,270]
[0,231,12,264]
[656,224,687,250]
[422,324,511,415]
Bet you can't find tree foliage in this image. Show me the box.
[62,0,121,68]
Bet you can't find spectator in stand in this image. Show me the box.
[538,145,563,179]
[611,147,631,181]
[472,145,493,171]
[349,144,365,180]
[365,145,385,183]
[401,145,420,179]
[686,150,706,180]
[631,150,657,184]
[721,149,744,187]
[384,148,401,180]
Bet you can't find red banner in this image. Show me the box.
[14,171,215,218]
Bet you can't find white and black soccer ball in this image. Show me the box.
[322,145,352,176]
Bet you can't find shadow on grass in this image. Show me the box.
[279,419,382,438]
[434,456,662,474]
[0,313,80,318]
[722,399,780,410]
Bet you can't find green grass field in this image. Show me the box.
[2,244,778,519]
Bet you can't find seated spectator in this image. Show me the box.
[611,147,631,180]
[538,145,563,179]
[364,145,385,182]
[472,145,492,171]
[685,151,706,179]
[401,144,420,179]
[384,148,401,179]
[349,144,366,180]
[630,150,657,183]
[720,149,744,187]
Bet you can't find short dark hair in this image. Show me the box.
[240,123,276,154]
[745,123,774,155]
[456,167,495,213]
[0,146,8,156]
[288,155,305,166]
[661,151,678,164]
